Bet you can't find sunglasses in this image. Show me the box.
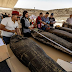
[15,15,20,18]
[17,17,20,18]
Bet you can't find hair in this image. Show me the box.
[8,14,10,15]
[2,14,3,15]
[46,12,49,14]
[12,13,15,15]
[23,11,28,17]
[5,13,6,15]
[39,12,43,15]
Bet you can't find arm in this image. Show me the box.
[39,20,46,25]
[2,16,3,19]
[50,18,56,24]
[41,17,44,21]
[66,18,69,23]
[37,16,46,25]
[39,20,50,26]
[50,22,55,24]
[53,18,56,24]
[0,24,15,33]
[0,18,15,33]
[15,28,21,35]
[33,20,46,28]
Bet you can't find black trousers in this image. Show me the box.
[24,32,31,37]
[3,36,11,45]
[0,60,11,72]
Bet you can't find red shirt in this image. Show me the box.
[36,16,42,29]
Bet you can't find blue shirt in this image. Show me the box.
[42,16,49,22]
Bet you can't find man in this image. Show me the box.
[66,14,72,24]
[42,12,49,23]
[8,14,11,17]
[36,13,49,31]
[2,13,8,18]
[41,12,50,30]
[2,14,4,19]
[49,13,56,27]
[0,11,21,45]
[4,13,8,18]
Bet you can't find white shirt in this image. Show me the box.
[66,18,72,24]
[1,17,18,37]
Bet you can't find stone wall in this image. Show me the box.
[0,7,72,21]
[0,8,46,16]
[48,8,72,17]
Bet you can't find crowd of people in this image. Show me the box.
[36,12,56,31]
[0,13,11,23]
[0,10,72,45]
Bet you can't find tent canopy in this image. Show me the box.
[0,0,18,8]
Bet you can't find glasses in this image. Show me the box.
[15,15,20,18]
[17,17,20,18]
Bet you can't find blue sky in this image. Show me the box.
[14,0,72,10]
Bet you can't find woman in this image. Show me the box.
[21,11,33,37]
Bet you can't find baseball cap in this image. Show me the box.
[12,11,19,15]
[51,13,54,16]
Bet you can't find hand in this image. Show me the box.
[34,25,37,28]
[53,22,56,24]
[33,23,37,28]
[50,23,53,24]
[47,24,50,26]
[17,32,21,35]
[29,27,33,30]
[11,30,15,33]
[17,30,21,36]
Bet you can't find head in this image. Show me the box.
[23,11,28,18]
[39,13,43,17]
[45,12,49,18]
[5,13,7,15]
[12,11,19,21]
[2,14,3,15]
[70,14,72,18]
[50,13,54,18]
[8,14,11,17]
